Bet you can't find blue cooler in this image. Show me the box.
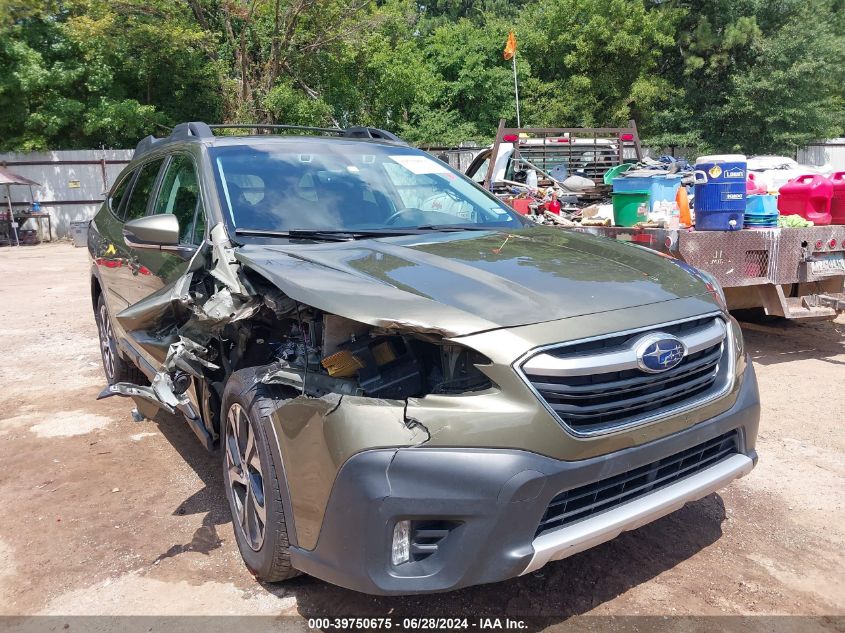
[694,154,747,230]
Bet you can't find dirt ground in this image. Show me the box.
[0,243,843,623]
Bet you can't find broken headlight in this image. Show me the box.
[317,318,493,400]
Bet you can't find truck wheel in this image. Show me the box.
[221,368,299,582]
[95,294,146,385]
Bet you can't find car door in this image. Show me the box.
[128,152,207,367]
[465,149,491,184]
[131,153,205,295]
[117,156,168,309]
[91,168,137,317]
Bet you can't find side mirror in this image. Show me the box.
[123,214,180,250]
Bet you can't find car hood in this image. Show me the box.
[235,225,717,337]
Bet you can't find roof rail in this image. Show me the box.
[133,121,406,157]
[208,124,344,135]
[343,127,405,143]
[208,123,407,144]
[172,122,214,139]
[134,121,213,157]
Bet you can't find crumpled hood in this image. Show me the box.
[235,225,716,337]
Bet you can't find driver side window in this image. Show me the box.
[469,157,489,184]
[153,155,205,244]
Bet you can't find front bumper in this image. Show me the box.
[288,362,760,595]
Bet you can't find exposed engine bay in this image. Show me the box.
[99,224,493,446]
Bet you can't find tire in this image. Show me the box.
[221,368,299,582]
[95,293,147,385]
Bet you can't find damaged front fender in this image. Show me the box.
[264,392,428,550]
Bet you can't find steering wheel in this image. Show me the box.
[384,208,425,226]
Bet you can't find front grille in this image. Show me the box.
[536,431,739,537]
[520,316,730,434]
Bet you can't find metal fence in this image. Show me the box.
[0,149,133,239]
[797,139,845,170]
[421,144,483,172]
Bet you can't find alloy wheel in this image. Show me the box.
[97,302,116,381]
[224,403,267,551]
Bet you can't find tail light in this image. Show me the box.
[620,133,634,141]
[502,134,519,143]
[632,233,655,245]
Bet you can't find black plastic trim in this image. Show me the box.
[287,361,760,595]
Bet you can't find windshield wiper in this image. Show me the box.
[413,225,497,232]
[235,228,356,242]
[234,228,416,241]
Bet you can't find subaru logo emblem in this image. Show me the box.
[636,334,686,373]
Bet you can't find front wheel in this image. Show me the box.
[221,368,299,582]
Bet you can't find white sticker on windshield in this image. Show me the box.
[390,155,451,175]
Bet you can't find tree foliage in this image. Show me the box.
[0,0,842,153]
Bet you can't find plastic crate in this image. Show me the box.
[612,175,682,211]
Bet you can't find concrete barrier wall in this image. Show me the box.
[0,149,134,239]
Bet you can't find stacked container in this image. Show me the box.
[693,154,747,231]
[777,175,832,225]
[744,195,778,228]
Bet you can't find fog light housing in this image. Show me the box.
[391,520,411,566]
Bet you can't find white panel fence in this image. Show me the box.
[1,149,133,239]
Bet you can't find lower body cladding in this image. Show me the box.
[272,363,760,595]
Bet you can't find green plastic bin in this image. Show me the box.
[602,162,633,185]
[612,190,649,227]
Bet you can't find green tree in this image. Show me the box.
[652,0,845,154]
[516,0,678,128]
[0,0,222,149]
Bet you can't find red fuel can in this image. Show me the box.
[831,172,845,225]
[777,174,833,225]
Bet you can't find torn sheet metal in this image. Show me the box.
[208,223,248,294]
[115,272,194,333]
[197,287,260,323]
[97,371,187,414]
[163,336,219,378]
[257,361,363,397]
[266,393,428,549]
[108,223,263,417]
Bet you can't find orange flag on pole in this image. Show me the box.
[503,32,517,60]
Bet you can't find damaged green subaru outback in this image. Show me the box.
[89,122,759,594]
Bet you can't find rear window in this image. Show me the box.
[506,144,622,181]
[108,173,133,217]
[123,159,164,221]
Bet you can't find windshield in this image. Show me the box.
[209,142,523,234]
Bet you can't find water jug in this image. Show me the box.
[777,175,832,225]
[831,172,845,225]
[694,154,746,230]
